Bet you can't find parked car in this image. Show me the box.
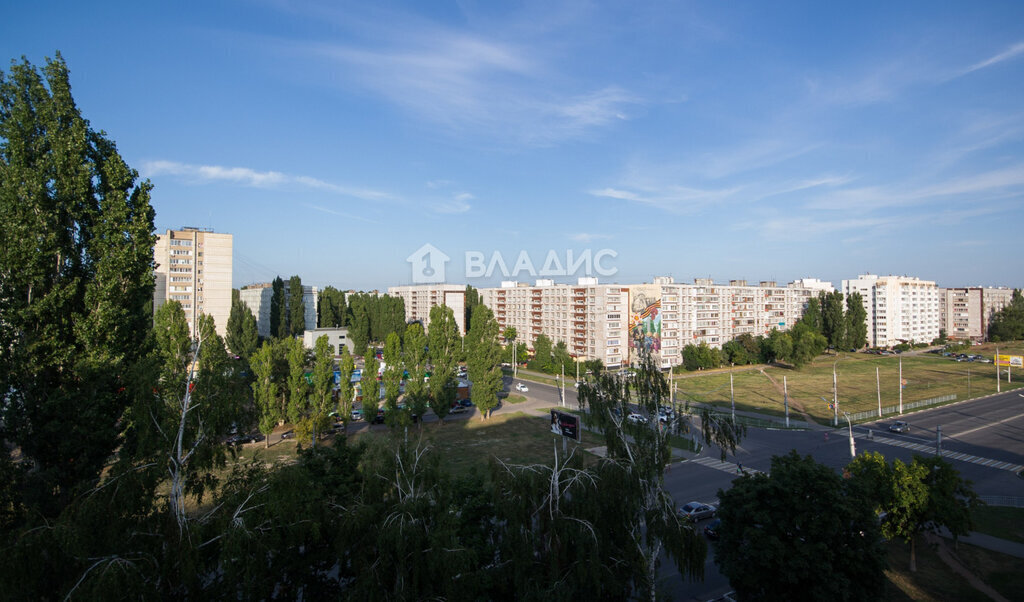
[226,432,263,446]
[372,409,386,424]
[351,409,362,421]
[704,518,722,540]
[280,430,295,440]
[889,420,910,433]
[627,413,648,425]
[450,403,467,414]
[516,383,529,393]
[460,398,474,407]
[679,501,716,522]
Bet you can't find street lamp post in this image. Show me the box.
[730,363,736,422]
[842,411,856,459]
[833,360,839,427]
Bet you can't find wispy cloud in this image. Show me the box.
[589,184,743,214]
[960,41,1024,76]
[300,202,377,223]
[292,27,640,145]
[433,192,473,214]
[569,232,612,243]
[141,160,393,201]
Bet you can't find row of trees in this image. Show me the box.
[269,275,307,338]
[347,292,406,356]
[716,450,980,600]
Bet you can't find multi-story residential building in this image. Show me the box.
[153,227,232,338]
[239,282,319,338]
[387,284,467,335]
[479,276,828,369]
[938,287,1017,341]
[842,274,939,347]
[480,278,630,369]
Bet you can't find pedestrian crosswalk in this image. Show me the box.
[687,456,764,476]
[867,434,1024,474]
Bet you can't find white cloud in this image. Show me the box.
[570,232,611,243]
[141,160,393,201]
[960,41,1024,76]
[433,192,473,214]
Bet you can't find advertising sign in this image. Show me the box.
[995,355,1023,368]
[550,410,581,442]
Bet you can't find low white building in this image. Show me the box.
[303,327,353,356]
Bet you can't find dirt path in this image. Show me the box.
[925,533,1009,602]
[757,368,816,424]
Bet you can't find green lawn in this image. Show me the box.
[673,347,1024,425]
[971,506,1024,544]
[883,539,988,601]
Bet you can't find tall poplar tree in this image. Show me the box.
[226,292,259,359]
[288,275,305,337]
[250,340,279,448]
[0,54,157,514]
[846,291,868,349]
[403,322,429,428]
[466,306,502,419]
[427,305,460,423]
[270,276,287,339]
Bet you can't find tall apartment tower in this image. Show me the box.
[153,227,233,338]
[387,284,467,335]
[938,286,1017,342]
[841,274,939,347]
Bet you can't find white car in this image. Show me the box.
[626,413,648,425]
[516,383,529,393]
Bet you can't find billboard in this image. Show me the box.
[996,355,1023,368]
[628,285,662,353]
[550,410,581,442]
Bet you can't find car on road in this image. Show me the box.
[226,432,263,446]
[450,403,467,414]
[679,501,716,522]
[704,518,721,540]
[280,430,295,440]
[351,409,362,421]
[626,413,648,425]
[516,383,529,392]
[460,398,474,407]
[889,420,910,433]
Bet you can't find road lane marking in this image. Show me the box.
[688,456,764,476]
[948,412,1024,438]
[867,434,1024,473]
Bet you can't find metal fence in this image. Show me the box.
[979,495,1024,508]
[847,393,957,422]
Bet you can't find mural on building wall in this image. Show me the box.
[629,289,661,352]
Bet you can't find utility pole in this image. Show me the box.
[561,363,565,407]
[876,366,882,418]
[996,345,1000,393]
[936,425,942,456]
[833,361,838,427]
[783,375,790,428]
[842,412,856,459]
[899,355,903,415]
[968,368,971,398]
[730,365,736,422]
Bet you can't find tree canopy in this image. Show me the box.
[988,289,1024,341]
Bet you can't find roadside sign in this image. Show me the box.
[550,410,581,442]
[995,355,1023,368]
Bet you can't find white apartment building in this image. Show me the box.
[842,274,939,347]
[153,227,232,338]
[938,287,1016,342]
[479,276,827,369]
[387,284,467,335]
[239,282,319,338]
[480,278,630,368]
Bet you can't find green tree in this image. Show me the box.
[250,340,280,448]
[846,291,868,350]
[317,286,348,328]
[722,340,749,365]
[362,350,380,422]
[466,306,503,419]
[577,349,714,596]
[336,347,355,428]
[822,291,847,351]
[529,334,554,372]
[502,326,517,343]
[403,323,429,428]
[285,337,309,429]
[847,452,981,572]
[288,275,305,338]
[465,284,482,330]
[789,322,828,367]
[349,294,370,356]
[226,292,259,359]
[0,54,157,516]
[800,295,823,333]
[988,289,1024,341]
[270,276,287,338]
[382,332,405,426]
[715,451,886,600]
[427,304,460,423]
[551,340,574,376]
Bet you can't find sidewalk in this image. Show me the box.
[939,529,1024,559]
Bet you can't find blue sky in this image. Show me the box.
[4,1,1024,291]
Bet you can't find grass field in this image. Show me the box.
[671,342,1024,425]
[970,506,1024,545]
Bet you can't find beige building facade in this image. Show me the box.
[387,284,467,335]
[153,227,232,338]
[842,274,940,347]
[239,282,319,339]
[938,287,1016,342]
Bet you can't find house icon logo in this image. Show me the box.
[406,243,450,283]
